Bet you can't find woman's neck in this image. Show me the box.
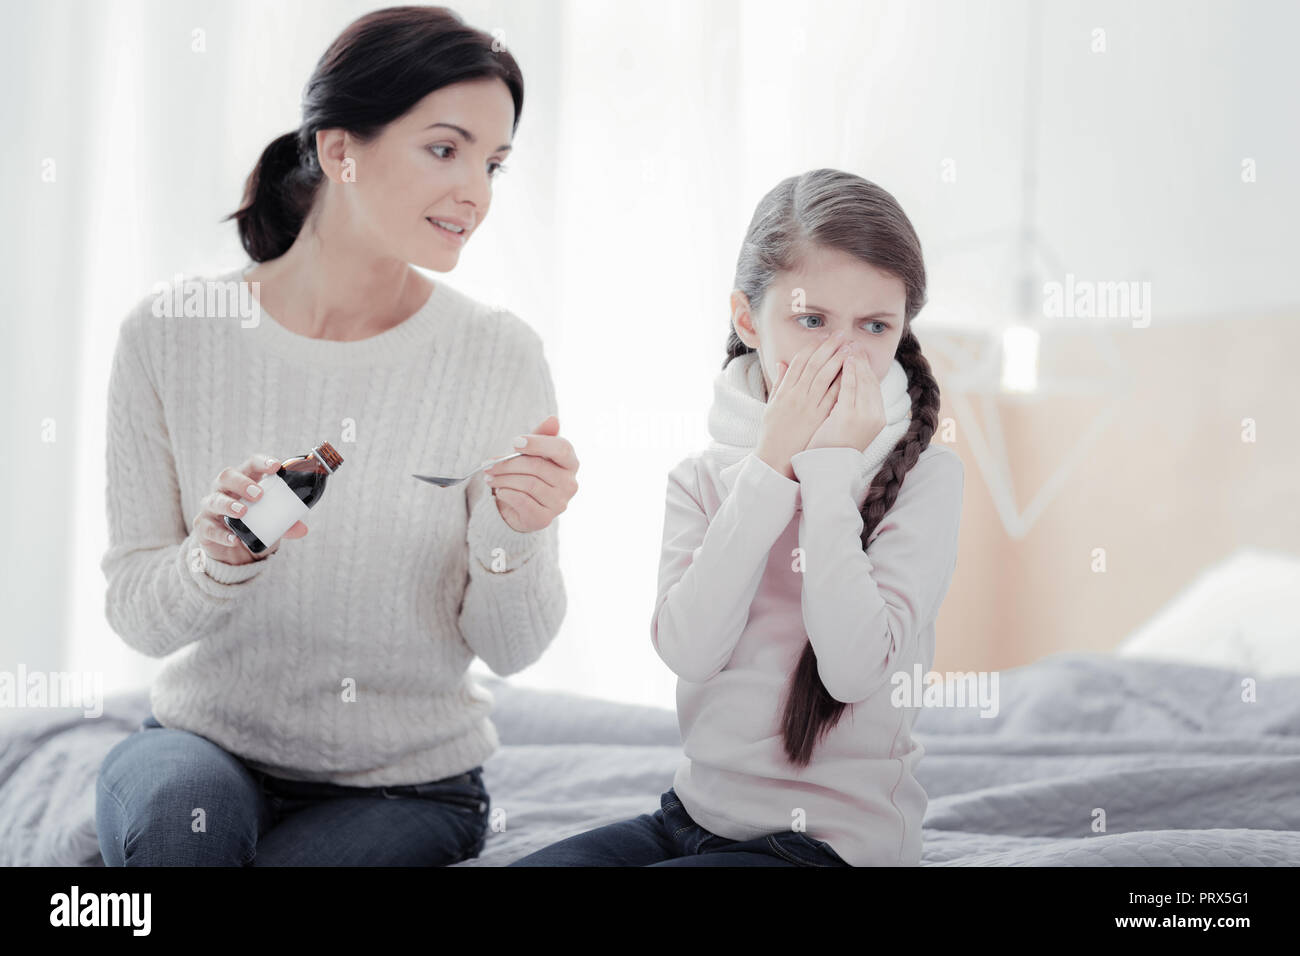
[244,235,434,342]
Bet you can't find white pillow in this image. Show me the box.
[1115,548,1300,676]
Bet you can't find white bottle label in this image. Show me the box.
[240,472,310,546]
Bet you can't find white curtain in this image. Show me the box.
[2,0,1295,709]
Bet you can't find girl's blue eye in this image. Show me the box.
[794,314,888,334]
[427,144,509,178]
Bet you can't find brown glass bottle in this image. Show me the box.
[224,441,344,556]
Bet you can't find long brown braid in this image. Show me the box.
[723,169,940,767]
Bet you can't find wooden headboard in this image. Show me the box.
[922,313,1300,672]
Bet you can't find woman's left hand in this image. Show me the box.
[482,415,579,532]
[805,348,887,453]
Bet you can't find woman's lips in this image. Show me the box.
[427,218,467,244]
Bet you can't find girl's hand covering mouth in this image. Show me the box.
[756,334,848,478]
[807,347,887,453]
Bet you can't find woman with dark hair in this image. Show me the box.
[512,169,964,867]
[95,6,577,866]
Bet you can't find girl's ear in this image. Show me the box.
[730,289,760,347]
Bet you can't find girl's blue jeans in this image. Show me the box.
[95,713,490,866]
[508,787,850,867]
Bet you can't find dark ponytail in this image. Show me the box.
[726,168,936,768]
[224,5,524,263]
[228,131,320,263]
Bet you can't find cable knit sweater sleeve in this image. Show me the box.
[100,301,270,660]
[651,451,800,682]
[457,321,567,676]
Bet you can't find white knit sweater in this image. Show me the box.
[101,262,565,786]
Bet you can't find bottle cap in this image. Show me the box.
[312,441,344,474]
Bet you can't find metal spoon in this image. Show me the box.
[412,451,524,488]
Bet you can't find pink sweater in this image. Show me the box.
[652,441,964,866]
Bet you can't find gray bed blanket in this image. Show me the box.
[1,652,1296,866]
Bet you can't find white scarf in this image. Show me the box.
[706,349,913,499]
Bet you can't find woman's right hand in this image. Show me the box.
[192,452,309,566]
[756,333,849,480]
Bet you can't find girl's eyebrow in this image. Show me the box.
[800,305,897,321]
[423,121,513,153]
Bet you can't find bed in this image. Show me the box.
[4,548,1299,866]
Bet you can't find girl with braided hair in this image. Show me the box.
[512,168,964,867]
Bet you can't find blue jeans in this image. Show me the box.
[508,787,850,866]
[96,713,490,866]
